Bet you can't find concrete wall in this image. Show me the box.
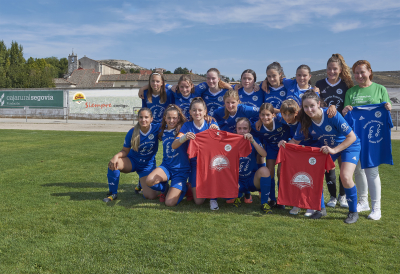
[101,65,120,75]
[79,57,100,73]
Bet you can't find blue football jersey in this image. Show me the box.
[252,117,291,146]
[201,88,228,116]
[294,108,359,148]
[239,136,262,179]
[238,87,264,108]
[142,89,175,123]
[212,104,259,133]
[264,85,287,109]
[344,103,393,169]
[161,128,190,171]
[283,78,311,106]
[124,123,161,165]
[172,84,206,121]
[276,113,317,147]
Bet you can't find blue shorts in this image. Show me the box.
[239,173,258,194]
[189,162,197,187]
[330,141,361,165]
[265,144,279,160]
[127,152,156,178]
[159,165,189,191]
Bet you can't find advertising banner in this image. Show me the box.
[0,90,63,108]
[68,89,141,115]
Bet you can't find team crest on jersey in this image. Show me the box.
[309,157,316,165]
[218,96,223,102]
[210,155,230,171]
[189,98,193,102]
[375,111,382,118]
[336,89,343,95]
[148,134,154,140]
[235,117,239,122]
[299,94,304,98]
[253,106,259,111]
[252,96,258,101]
[225,144,232,151]
[280,91,286,96]
[341,123,349,132]
[291,172,313,189]
[277,127,282,132]
[325,125,332,132]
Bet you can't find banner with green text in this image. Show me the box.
[0,90,64,108]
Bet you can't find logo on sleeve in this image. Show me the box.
[252,96,258,101]
[291,172,313,189]
[336,89,343,95]
[225,144,232,151]
[309,157,316,165]
[375,111,382,118]
[341,123,349,132]
[325,125,332,132]
[210,155,230,171]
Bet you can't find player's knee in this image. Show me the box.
[259,166,270,177]
[165,200,176,207]
[340,173,352,187]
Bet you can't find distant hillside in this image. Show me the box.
[98,59,146,72]
[310,69,400,87]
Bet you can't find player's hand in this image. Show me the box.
[255,119,262,131]
[253,83,260,92]
[171,85,178,92]
[327,105,337,118]
[234,83,242,91]
[320,146,335,155]
[204,115,215,124]
[209,124,219,130]
[138,88,145,99]
[342,105,353,116]
[220,81,232,90]
[186,132,196,140]
[313,86,320,94]
[385,102,392,111]
[109,156,119,171]
[278,140,286,148]
[243,133,253,142]
[261,79,269,93]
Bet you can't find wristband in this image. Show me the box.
[179,134,187,143]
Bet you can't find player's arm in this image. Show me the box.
[171,132,196,149]
[321,131,356,155]
[109,147,130,170]
[244,134,266,157]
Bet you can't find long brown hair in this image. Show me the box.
[266,62,285,88]
[327,54,354,88]
[158,104,187,139]
[298,90,326,138]
[131,108,153,152]
[147,72,167,104]
[352,60,373,81]
[223,89,241,119]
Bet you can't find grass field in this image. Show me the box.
[1,129,399,273]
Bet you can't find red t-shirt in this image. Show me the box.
[187,129,252,199]
[276,143,335,210]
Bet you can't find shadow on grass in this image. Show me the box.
[42,182,349,219]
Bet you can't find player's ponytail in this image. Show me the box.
[328,54,354,88]
[131,108,152,152]
[223,89,241,120]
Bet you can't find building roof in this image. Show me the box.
[99,73,206,82]
[54,78,76,85]
[68,69,101,88]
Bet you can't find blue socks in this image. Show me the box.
[269,177,276,201]
[150,181,168,192]
[107,168,120,194]
[260,176,271,205]
[344,185,358,213]
[321,191,326,209]
[257,163,266,169]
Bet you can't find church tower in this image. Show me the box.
[68,50,78,76]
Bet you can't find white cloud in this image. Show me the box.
[330,21,361,33]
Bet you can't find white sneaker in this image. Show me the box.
[368,209,381,220]
[327,196,337,208]
[357,201,370,212]
[210,200,219,210]
[290,207,301,215]
[304,209,315,217]
[338,195,349,208]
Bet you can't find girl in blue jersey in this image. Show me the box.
[263,62,288,113]
[145,105,190,206]
[202,68,231,116]
[141,72,175,123]
[171,97,220,210]
[252,103,291,208]
[281,90,360,224]
[235,69,264,108]
[212,89,259,133]
[104,108,161,202]
[229,117,272,213]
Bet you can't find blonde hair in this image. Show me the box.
[177,75,195,95]
[131,108,152,152]
[328,54,354,88]
[223,89,240,119]
[147,73,167,104]
[352,60,373,81]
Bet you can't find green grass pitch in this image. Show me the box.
[0,129,399,273]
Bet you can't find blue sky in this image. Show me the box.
[1,0,399,80]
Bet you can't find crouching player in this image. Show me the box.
[228,117,272,214]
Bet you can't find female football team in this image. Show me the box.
[104,55,392,224]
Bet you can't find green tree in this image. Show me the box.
[164,70,172,74]
[130,68,140,73]
[121,69,126,74]
[174,67,190,74]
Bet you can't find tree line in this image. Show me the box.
[0,41,68,88]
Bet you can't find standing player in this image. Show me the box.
[212,89,259,133]
[145,105,190,206]
[171,97,220,210]
[342,60,392,220]
[287,90,361,223]
[263,62,288,113]
[104,108,160,202]
[201,68,231,116]
[315,53,354,208]
[235,69,264,108]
